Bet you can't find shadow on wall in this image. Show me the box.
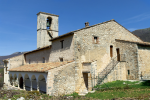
[0,68,4,88]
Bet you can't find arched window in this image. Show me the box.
[43,57,45,63]
[110,45,113,58]
[47,17,52,29]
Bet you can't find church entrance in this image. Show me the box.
[83,73,88,90]
[19,77,23,89]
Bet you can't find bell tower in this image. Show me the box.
[37,12,59,48]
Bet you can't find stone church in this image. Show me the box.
[3,12,150,96]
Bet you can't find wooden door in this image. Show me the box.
[116,48,120,61]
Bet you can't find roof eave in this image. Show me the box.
[24,45,51,55]
[49,32,74,41]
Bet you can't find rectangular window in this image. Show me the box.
[128,70,130,75]
[60,58,63,62]
[116,48,120,61]
[60,40,64,49]
[110,45,113,58]
[94,36,97,43]
[93,36,98,44]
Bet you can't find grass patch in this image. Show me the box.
[88,80,150,99]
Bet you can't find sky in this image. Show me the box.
[0,0,150,56]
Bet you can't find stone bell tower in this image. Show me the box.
[37,12,59,48]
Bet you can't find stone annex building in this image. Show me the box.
[3,12,150,96]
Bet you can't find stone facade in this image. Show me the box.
[115,40,139,80]
[73,20,142,92]
[25,47,51,64]
[138,45,150,80]
[4,54,24,86]
[50,35,74,62]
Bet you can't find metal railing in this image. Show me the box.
[97,56,119,85]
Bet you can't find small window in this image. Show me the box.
[110,45,113,58]
[93,36,98,44]
[60,58,63,62]
[128,70,130,75]
[29,59,31,64]
[60,40,64,49]
[43,58,45,63]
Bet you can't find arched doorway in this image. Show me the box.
[9,76,13,86]
[38,75,46,94]
[24,74,31,91]
[31,75,37,91]
[19,77,23,89]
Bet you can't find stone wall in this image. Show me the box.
[49,35,74,62]
[47,61,76,96]
[102,62,126,84]
[138,45,150,80]
[115,41,139,80]
[25,48,51,64]
[4,54,24,85]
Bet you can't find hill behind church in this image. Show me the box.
[132,27,150,42]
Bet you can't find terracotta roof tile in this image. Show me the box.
[8,61,74,72]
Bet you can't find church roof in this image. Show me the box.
[8,61,74,72]
[49,19,143,42]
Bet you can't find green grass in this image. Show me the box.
[94,80,150,89]
[87,80,150,99]
[86,88,150,99]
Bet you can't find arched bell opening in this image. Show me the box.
[38,74,46,94]
[46,17,52,29]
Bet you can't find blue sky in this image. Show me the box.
[0,0,150,56]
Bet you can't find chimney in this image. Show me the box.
[85,22,89,27]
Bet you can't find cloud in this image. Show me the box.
[127,28,137,32]
[122,12,150,25]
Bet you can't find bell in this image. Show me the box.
[47,20,50,27]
